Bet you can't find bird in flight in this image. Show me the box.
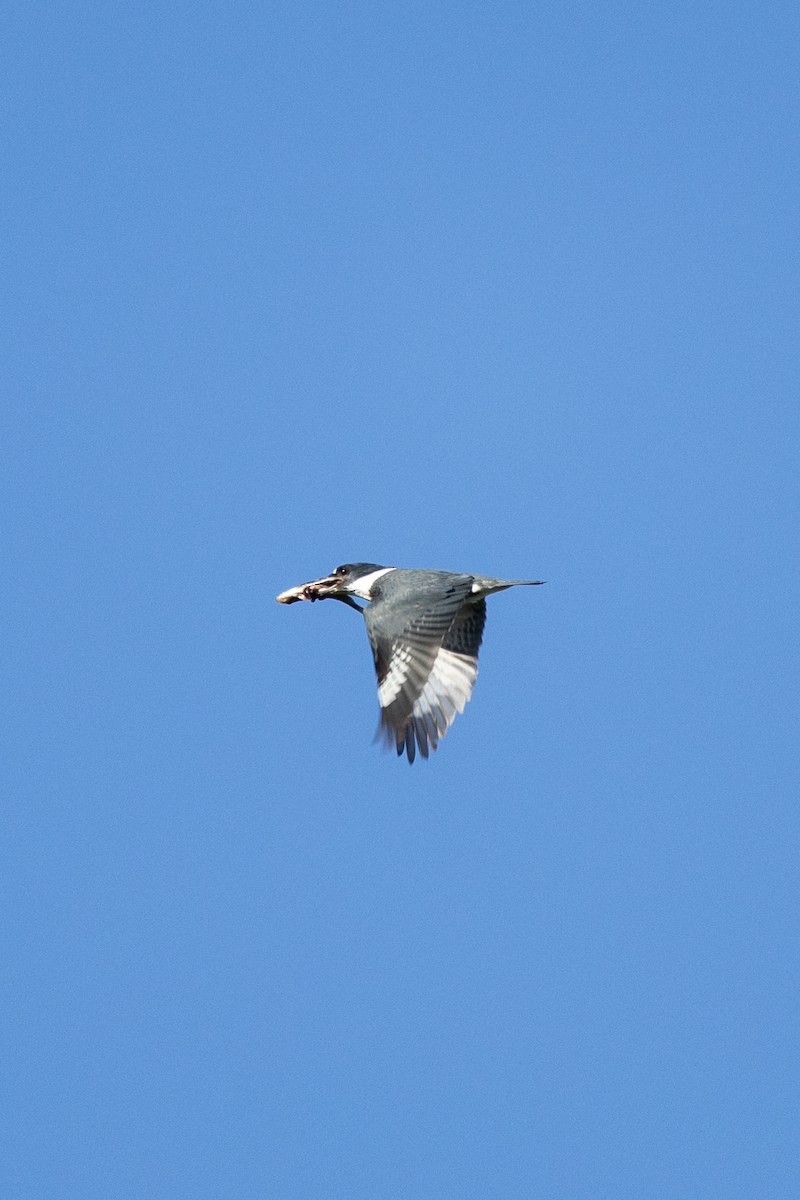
[276,563,544,763]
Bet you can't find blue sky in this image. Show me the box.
[4,2,798,1196]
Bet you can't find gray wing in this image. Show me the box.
[364,578,486,763]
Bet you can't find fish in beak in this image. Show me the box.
[276,568,366,611]
[275,572,342,604]
[275,566,352,604]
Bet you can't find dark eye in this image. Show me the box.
[335,565,348,576]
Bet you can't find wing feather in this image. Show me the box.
[365,582,487,762]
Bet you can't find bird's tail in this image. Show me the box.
[472,577,545,595]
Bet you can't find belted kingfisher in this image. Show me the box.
[276,563,544,763]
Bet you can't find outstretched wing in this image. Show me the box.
[364,577,486,763]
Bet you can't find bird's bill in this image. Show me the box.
[275,573,340,604]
